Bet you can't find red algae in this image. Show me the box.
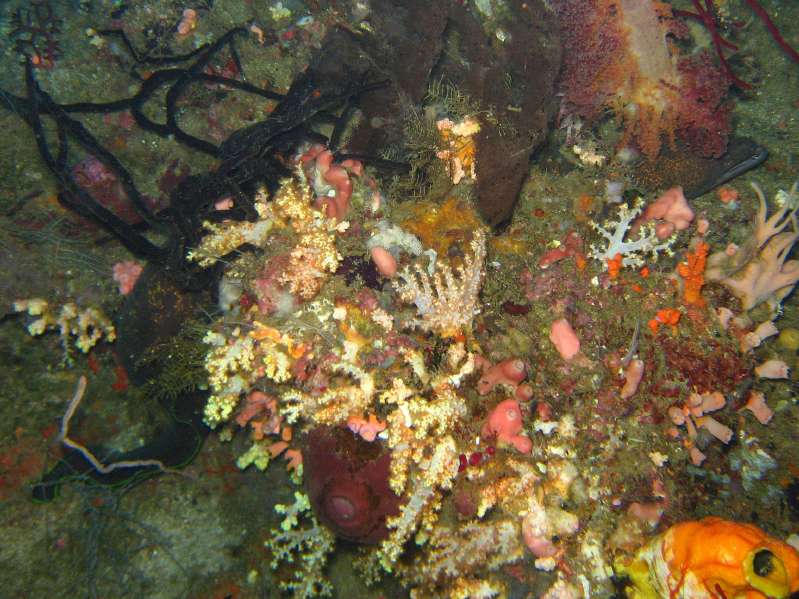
[652,337,751,396]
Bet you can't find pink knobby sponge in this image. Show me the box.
[322,163,352,219]
[549,318,580,360]
[642,186,694,239]
[477,358,527,395]
[299,144,356,220]
[481,399,532,454]
[369,246,398,278]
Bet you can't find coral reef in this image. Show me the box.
[187,166,583,595]
[6,2,799,598]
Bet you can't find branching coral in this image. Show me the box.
[378,436,460,568]
[267,492,335,599]
[202,324,299,426]
[186,197,276,268]
[13,297,115,360]
[281,360,374,426]
[188,171,344,299]
[589,200,675,268]
[394,229,487,335]
[706,183,799,310]
[397,520,522,599]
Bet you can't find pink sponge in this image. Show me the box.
[642,186,694,239]
[477,358,527,395]
[481,399,532,454]
[549,318,580,360]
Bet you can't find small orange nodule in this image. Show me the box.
[451,330,467,343]
[718,186,739,204]
[289,343,307,359]
[678,242,709,306]
[657,308,681,326]
[649,308,681,334]
[574,193,595,222]
[607,253,623,280]
[250,324,282,342]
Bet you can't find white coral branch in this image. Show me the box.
[394,230,486,335]
[589,200,674,268]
